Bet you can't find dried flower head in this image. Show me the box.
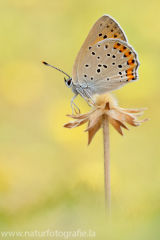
[63,93,148,145]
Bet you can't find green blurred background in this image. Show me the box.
[0,0,159,239]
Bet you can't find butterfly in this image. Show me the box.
[42,15,140,113]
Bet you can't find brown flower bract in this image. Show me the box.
[63,93,148,145]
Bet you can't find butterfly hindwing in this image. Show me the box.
[72,15,128,84]
[78,39,140,94]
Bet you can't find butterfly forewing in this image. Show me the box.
[72,15,128,84]
[78,39,140,94]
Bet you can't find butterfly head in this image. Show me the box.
[64,77,72,88]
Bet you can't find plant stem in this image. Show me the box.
[102,114,111,218]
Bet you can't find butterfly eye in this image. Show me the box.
[65,78,72,88]
[67,79,72,85]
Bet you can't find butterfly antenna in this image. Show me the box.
[42,61,71,78]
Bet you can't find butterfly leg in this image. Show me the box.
[78,88,96,107]
[76,88,89,102]
[76,87,96,108]
[83,89,96,104]
[71,94,80,114]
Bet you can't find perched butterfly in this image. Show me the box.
[42,15,140,113]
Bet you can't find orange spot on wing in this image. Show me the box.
[124,51,132,57]
[127,58,135,66]
[128,75,134,81]
[126,68,135,81]
[119,46,127,52]
[114,43,121,49]
[127,69,133,75]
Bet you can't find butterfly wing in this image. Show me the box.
[78,39,140,94]
[72,15,128,84]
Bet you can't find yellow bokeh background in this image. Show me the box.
[0,0,159,239]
